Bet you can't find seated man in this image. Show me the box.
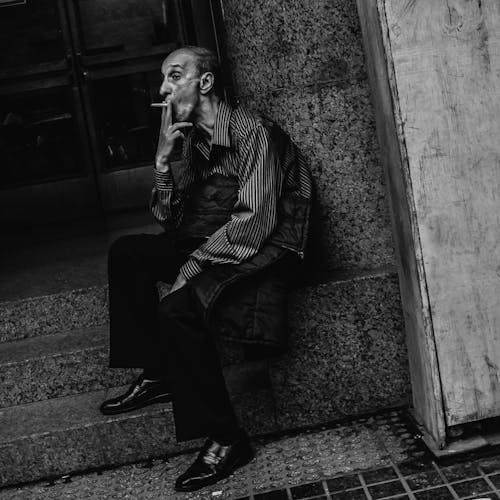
[100,45,312,492]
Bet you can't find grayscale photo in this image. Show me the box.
[1,0,500,499]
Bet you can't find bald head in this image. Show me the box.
[165,46,222,97]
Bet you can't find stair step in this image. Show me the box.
[0,385,277,487]
[1,211,159,343]
[0,286,109,343]
[271,270,410,428]
[0,326,137,408]
[0,388,192,487]
[0,322,274,409]
[0,268,410,486]
[0,270,410,417]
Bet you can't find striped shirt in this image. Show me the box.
[151,100,310,281]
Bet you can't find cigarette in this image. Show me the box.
[150,102,168,107]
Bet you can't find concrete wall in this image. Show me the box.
[221,0,395,271]
[220,0,411,425]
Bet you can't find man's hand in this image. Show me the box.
[155,101,193,173]
[169,272,187,294]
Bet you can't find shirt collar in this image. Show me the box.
[211,100,232,148]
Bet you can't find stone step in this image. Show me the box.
[273,269,411,428]
[0,286,109,344]
[0,211,158,344]
[0,324,271,409]
[0,326,136,409]
[0,270,411,415]
[0,269,410,487]
[0,384,276,487]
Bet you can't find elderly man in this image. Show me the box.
[100,45,312,492]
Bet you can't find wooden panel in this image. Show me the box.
[356,0,446,446]
[382,0,500,426]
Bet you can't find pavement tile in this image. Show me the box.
[326,474,361,492]
[330,488,367,499]
[489,472,500,488]
[450,478,491,497]
[367,480,406,498]
[254,491,287,500]
[406,470,444,490]
[362,467,398,484]
[414,486,454,500]
[290,481,325,498]
[441,463,482,482]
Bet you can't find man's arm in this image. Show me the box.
[150,102,194,228]
[180,125,282,280]
[150,162,194,229]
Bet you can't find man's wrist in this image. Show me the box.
[155,156,171,173]
[154,168,173,190]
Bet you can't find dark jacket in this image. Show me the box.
[154,106,313,350]
[185,120,312,350]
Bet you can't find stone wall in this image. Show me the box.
[220,0,411,425]
[221,0,395,272]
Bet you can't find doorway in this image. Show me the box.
[0,0,226,228]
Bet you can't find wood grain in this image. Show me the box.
[382,0,500,426]
[357,0,446,447]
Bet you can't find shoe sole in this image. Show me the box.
[174,450,255,492]
[99,393,172,416]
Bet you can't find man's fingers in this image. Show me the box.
[165,100,172,128]
[160,107,167,130]
[169,122,193,133]
[170,130,184,141]
[160,102,171,131]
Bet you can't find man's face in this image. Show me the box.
[159,50,201,123]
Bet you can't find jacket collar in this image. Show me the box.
[190,100,232,160]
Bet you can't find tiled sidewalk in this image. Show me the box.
[2,409,500,500]
[252,458,500,499]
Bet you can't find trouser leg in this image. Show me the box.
[158,285,240,442]
[108,233,184,369]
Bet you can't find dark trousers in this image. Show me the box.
[108,232,239,442]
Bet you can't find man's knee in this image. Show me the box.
[108,234,150,268]
[158,286,197,327]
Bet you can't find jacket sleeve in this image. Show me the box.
[180,125,282,280]
[150,159,196,230]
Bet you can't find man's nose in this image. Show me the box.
[159,80,171,97]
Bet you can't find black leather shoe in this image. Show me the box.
[175,434,254,492]
[99,374,171,415]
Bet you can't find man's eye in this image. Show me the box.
[170,73,181,81]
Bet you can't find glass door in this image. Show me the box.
[0,0,226,227]
[0,0,99,227]
[67,0,224,211]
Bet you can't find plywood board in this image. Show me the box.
[382,0,500,426]
[356,0,446,447]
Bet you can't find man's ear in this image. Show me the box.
[199,72,215,95]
